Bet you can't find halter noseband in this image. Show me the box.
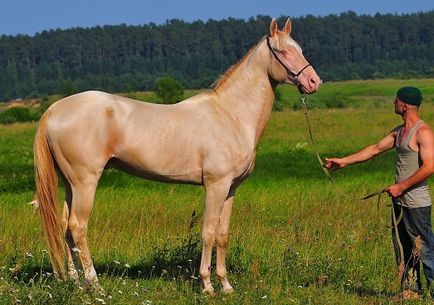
[266,36,311,82]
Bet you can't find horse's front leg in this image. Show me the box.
[200,179,232,294]
[216,191,235,293]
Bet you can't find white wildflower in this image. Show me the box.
[72,247,81,253]
[28,200,39,211]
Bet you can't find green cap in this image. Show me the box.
[396,86,423,106]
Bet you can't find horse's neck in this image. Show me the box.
[215,40,277,146]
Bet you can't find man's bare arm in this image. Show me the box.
[325,132,396,170]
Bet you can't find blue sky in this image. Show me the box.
[1,0,433,36]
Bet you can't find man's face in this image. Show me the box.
[394,97,406,115]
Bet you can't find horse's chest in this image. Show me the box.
[237,151,256,177]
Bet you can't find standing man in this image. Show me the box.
[325,87,434,300]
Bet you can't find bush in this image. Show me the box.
[273,88,284,111]
[154,77,184,104]
[38,95,54,115]
[0,107,38,124]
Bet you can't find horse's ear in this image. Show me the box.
[269,18,278,37]
[283,18,292,35]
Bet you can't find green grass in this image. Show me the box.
[2,79,434,304]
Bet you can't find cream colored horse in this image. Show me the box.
[34,18,320,294]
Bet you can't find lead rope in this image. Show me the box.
[300,94,334,185]
[363,190,405,298]
[300,93,405,296]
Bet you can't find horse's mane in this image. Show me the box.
[212,36,267,91]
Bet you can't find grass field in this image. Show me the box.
[2,79,434,304]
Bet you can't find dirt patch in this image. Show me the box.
[0,99,40,112]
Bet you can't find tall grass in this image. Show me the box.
[1,79,434,304]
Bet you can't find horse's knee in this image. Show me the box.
[202,229,216,245]
[216,232,230,248]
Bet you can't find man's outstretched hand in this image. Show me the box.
[325,158,347,171]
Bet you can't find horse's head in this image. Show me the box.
[267,18,321,94]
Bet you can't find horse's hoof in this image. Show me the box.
[84,281,105,295]
[67,270,80,282]
[94,284,105,295]
[202,287,216,296]
[222,286,234,294]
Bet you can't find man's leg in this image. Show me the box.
[392,204,418,291]
[408,206,434,298]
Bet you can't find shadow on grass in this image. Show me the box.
[9,242,202,287]
[96,232,203,281]
[345,284,396,299]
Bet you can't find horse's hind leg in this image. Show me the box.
[216,190,235,293]
[61,201,80,281]
[67,179,100,287]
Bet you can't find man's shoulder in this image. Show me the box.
[419,122,434,133]
[416,122,434,143]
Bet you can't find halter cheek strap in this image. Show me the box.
[266,36,312,80]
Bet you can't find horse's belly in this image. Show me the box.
[108,157,203,185]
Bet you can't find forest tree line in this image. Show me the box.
[0,11,434,101]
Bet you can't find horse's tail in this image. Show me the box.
[34,109,65,278]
